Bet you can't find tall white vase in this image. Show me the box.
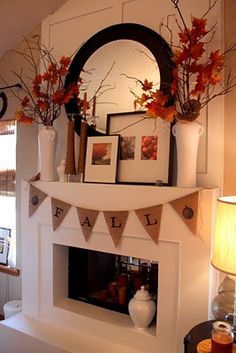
[38,126,57,181]
[172,120,203,187]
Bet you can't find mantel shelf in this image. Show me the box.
[0,265,20,277]
[30,181,206,211]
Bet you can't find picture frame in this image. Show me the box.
[84,135,120,183]
[0,227,11,265]
[106,111,173,184]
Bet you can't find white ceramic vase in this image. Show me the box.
[128,286,156,329]
[38,126,57,181]
[172,120,203,188]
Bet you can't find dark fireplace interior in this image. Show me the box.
[68,246,158,315]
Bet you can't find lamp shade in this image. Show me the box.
[211,196,236,276]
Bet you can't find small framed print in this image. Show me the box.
[0,227,11,265]
[84,135,120,183]
[106,111,173,184]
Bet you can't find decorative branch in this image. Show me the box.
[128,0,236,123]
[8,37,79,126]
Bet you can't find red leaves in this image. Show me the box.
[191,42,205,60]
[210,50,224,69]
[37,100,49,111]
[178,17,207,45]
[134,81,176,122]
[191,50,224,96]
[63,83,79,103]
[21,96,29,107]
[15,110,33,125]
[17,50,78,125]
[191,17,208,40]
[133,11,225,122]
[173,16,207,66]
[142,79,153,91]
[171,14,225,109]
[60,56,71,67]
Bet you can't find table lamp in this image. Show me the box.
[211,196,236,327]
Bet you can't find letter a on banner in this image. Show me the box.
[51,198,71,231]
[135,205,163,243]
[103,211,129,247]
[28,184,47,217]
[76,207,99,241]
[169,191,199,236]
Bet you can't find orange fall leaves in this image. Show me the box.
[135,16,225,122]
[16,55,79,126]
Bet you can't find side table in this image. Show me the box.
[184,320,215,353]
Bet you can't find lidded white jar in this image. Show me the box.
[128,285,156,329]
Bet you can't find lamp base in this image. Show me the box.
[211,275,235,319]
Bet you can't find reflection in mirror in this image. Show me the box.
[81,40,160,133]
[65,23,174,136]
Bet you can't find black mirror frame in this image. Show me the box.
[64,22,174,136]
[0,92,7,119]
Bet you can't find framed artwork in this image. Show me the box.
[84,135,120,183]
[0,227,11,265]
[106,111,173,184]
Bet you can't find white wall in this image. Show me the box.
[224,0,236,195]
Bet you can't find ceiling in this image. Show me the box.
[0,0,67,57]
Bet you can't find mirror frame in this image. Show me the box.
[64,23,174,136]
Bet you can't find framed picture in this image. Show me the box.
[106,111,173,184]
[84,135,120,183]
[0,227,11,265]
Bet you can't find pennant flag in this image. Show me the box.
[76,207,99,241]
[51,198,71,231]
[135,205,163,243]
[28,173,40,182]
[169,191,199,235]
[103,211,129,247]
[28,184,47,217]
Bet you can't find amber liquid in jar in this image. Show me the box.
[211,321,233,353]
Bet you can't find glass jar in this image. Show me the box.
[211,321,234,353]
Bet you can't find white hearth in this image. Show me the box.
[3,182,218,353]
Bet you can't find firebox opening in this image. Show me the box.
[68,246,158,316]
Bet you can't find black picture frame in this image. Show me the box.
[0,227,11,265]
[106,111,174,185]
[64,23,174,137]
[84,135,120,184]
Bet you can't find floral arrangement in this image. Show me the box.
[133,0,236,123]
[13,37,79,127]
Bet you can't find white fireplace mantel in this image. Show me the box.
[2,181,218,353]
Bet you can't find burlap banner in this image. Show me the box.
[135,205,163,243]
[103,211,129,247]
[28,184,47,217]
[51,198,71,231]
[169,191,199,235]
[28,183,201,244]
[76,207,99,241]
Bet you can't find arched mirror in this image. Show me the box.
[64,23,174,136]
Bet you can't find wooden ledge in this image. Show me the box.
[0,265,20,277]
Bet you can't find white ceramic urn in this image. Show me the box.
[128,285,156,329]
[172,120,204,187]
[38,126,57,181]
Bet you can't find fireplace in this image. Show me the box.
[68,246,158,316]
[3,182,218,353]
